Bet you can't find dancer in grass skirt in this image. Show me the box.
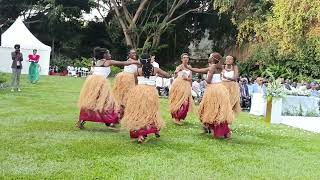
[168,53,193,125]
[121,54,170,143]
[77,47,140,129]
[187,52,234,139]
[222,55,241,115]
[112,49,139,118]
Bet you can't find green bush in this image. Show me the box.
[239,40,320,82]
[73,57,93,69]
[109,66,122,77]
[0,73,7,84]
[50,56,94,72]
[50,55,74,72]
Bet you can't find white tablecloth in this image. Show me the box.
[282,95,320,117]
[250,93,266,116]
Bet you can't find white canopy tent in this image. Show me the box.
[0,18,51,75]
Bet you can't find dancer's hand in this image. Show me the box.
[174,65,182,73]
[185,65,192,69]
[131,61,141,65]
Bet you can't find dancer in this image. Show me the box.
[121,54,170,143]
[187,52,234,139]
[168,53,192,125]
[112,49,139,117]
[28,49,40,83]
[77,47,140,129]
[222,55,241,115]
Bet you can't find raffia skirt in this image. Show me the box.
[112,72,136,107]
[78,75,119,125]
[168,77,192,120]
[222,81,241,115]
[121,85,164,138]
[199,83,234,138]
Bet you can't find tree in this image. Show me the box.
[93,0,207,51]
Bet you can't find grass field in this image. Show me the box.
[0,75,320,179]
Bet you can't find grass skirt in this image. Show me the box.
[28,62,39,83]
[121,85,164,131]
[222,81,241,115]
[78,75,116,113]
[198,84,234,125]
[112,72,136,106]
[168,78,192,119]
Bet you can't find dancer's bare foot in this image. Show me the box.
[172,119,183,125]
[202,127,210,134]
[155,132,160,138]
[76,120,85,129]
[105,123,118,130]
[137,136,145,144]
[224,132,232,139]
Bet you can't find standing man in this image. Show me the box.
[11,44,23,92]
[240,78,250,109]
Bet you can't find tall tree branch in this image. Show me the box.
[131,0,150,26]
[121,0,133,24]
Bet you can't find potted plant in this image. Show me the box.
[265,79,286,124]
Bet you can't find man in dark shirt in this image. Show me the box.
[11,44,23,92]
[240,78,250,109]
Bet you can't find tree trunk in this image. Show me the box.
[123,29,134,48]
[152,32,161,48]
[51,37,55,58]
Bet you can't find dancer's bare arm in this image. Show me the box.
[186,65,209,74]
[174,65,182,78]
[155,67,171,78]
[184,70,192,82]
[106,60,140,67]
[206,65,216,84]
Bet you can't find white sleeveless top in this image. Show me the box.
[211,74,222,84]
[177,69,191,78]
[123,64,138,73]
[223,70,234,79]
[137,76,157,86]
[92,67,111,78]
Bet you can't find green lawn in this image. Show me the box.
[0,75,319,179]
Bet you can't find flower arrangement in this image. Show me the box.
[265,79,286,101]
[284,88,311,96]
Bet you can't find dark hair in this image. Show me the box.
[94,47,109,60]
[14,44,20,49]
[140,54,153,78]
[210,52,222,62]
[180,53,189,59]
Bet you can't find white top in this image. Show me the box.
[123,64,138,73]
[223,70,234,79]
[152,61,159,68]
[137,76,157,86]
[210,74,222,84]
[192,81,201,93]
[92,67,111,78]
[177,69,191,78]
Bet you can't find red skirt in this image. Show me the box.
[79,109,120,124]
[130,126,159,139]
[171,99,189,121]
[206,122,230,138]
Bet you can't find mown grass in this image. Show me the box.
[0,74,319,179]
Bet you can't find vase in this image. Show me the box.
[265,97,272,123]
[265,97,283,124]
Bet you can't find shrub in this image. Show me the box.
[0,73,7,84]
[109,66,122,77]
